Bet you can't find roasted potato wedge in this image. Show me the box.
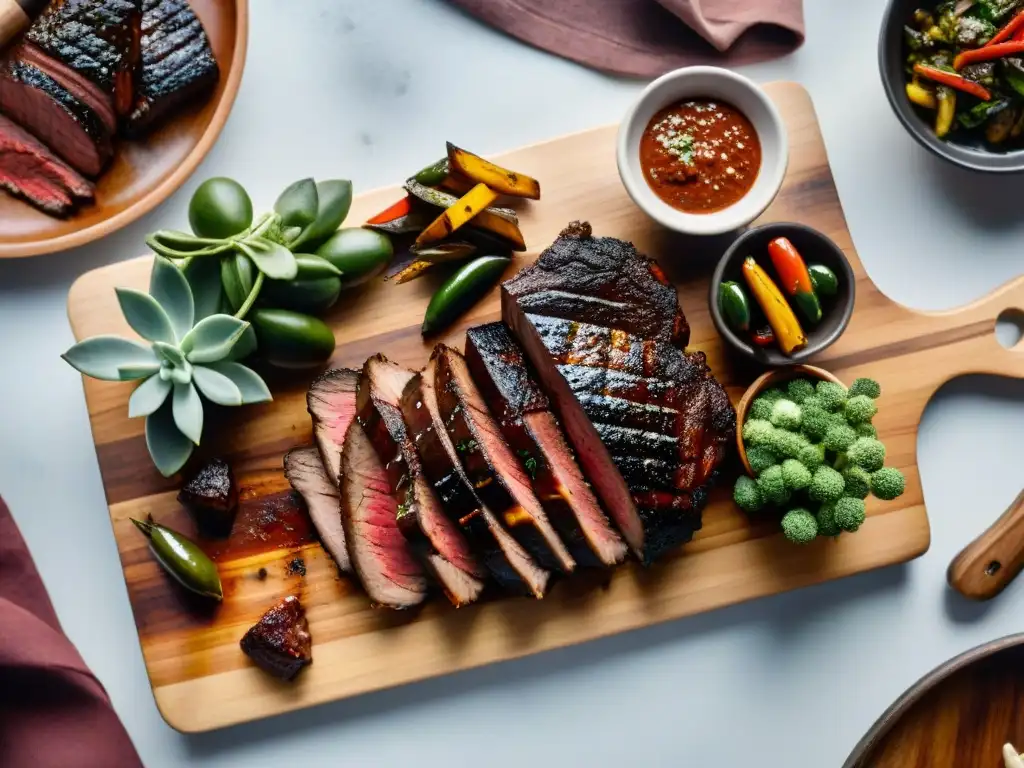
[447,142,541,199]
[416,183,499,247]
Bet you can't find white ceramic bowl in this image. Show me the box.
[617,66,789,237]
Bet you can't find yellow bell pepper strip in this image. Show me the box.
[935,87,957,138]
[906,81,937,109]
[985,8,1024,47]
[954,40,1024,70]
[913,63,992,100]
[446,142,541,199]
[415,182,500,247]
[741,257,807,356]
[766,237,823,325]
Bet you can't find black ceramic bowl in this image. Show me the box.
[709,222,856,366]
[879,0,1024,172]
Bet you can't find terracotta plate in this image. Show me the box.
[0,0,248,259]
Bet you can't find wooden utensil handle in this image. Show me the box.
[948,489,1024,601]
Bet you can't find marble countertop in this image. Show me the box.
[1,1,1022,765]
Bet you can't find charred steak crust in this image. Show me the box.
[239,595,312,682]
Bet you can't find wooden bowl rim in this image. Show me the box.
[842,633,1024,767]
[735,364,843,476]
[0,0,249,259]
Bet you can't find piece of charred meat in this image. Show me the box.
[177,457,236,536]
[284,446,350,574]
[0,113,94,215]
[239,595,311,682]
[307,368,359,487]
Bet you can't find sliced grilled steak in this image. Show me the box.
[357,354,485,608]
[402,356,549,598]
[0,114,94,215]
[433,344,575,574]
[284,446,350,574]
[125,0,219,135]
[339,421,427,609]
[465,323,626,568]
[0,60,113,176]
[26,0,142,117]
[239,595,311,681]
[307,368,359,486]
[502,222,736,564]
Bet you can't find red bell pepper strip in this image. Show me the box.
[985,8,1024,47]
[1014,26,1024,41]
[766,237,823,324]
[913,63,992,100]
[366,196,412,225]
[751,326,776,348]
[954,41,1024,70]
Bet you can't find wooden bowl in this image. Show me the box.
[735,364,843,476]
[0,0,248,259]
[844,633,1024,767]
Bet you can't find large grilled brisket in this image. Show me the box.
[401,355,550,598]
[0,113,93,215]
[465,323,627,568]
[434,344,576,574]
[502,222,736,564]
[357,355,486,608]
[125,0,218,135]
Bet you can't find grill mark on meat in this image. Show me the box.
[357,355,485,608]
[307,368,359,486]
[14,43,117,132]
[125,0,218,135]
[401,357,549,597]
[283,446,350,574]
[465,322,626,567]
[434,344,575,574]
[0,61,112,176]
[574,391,681,435]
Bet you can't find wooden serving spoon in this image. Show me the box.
[948,489,1024,601]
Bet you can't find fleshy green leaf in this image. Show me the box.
[182,256,224,322]
[192,365,243,406]
[223,325,257,362]
[294,253,342,279]
[149,257,194,341]
[274,178,319,228]
[220,253,256,313]
[181,315,249,364]
[115,288,176,344]
[62,336,159,381]
[172,381,203,444]
[148,230,230,253]
[291,179,352,250]
[152,341,187,368]
[128,374,172,417]
[237,237,298,280]
[146,400,195,477]
[118,363,162,381]
[204,362,272,404]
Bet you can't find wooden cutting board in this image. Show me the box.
[67,82,1024,733]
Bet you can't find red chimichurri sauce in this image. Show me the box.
[639,98,762,214]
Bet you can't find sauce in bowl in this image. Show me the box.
[640,99,762,214]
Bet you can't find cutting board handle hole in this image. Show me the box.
[986,560,1002,576]
[995,309,1024,350]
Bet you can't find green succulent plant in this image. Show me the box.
[63,256,272,477]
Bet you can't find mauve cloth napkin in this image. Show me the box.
[0,497,142,767]
[447,0,805,77]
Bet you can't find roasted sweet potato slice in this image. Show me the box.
[404,181,526,251]
[416,183,499,247]
[447,142,541,199]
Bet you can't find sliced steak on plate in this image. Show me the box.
[0,113,93,215]
[503,221,736,564]
[433,344,575,575]
[401,355,550,598]
[284,446,350,574]
[357,354,486,608]
[306,368,359,487]
[465,322,626,568]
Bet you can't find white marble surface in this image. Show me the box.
[1,0,1023,765]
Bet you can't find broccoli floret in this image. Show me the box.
[871,467,906,500]
[760,387,786,403]
[742,419,775,447]
[769,429,811,460]
[786,378,816,404]
[849,377,881,399]
[798,441,826,471]
[842,467,872,500]
[816,502,842,537]
[816,380,848,412]
[781,508,818,544]
[844,395,878,425]
[835,497,867,532]
[746,445,778,476]
[855,422,878,439]
[756,465,790,505]
[847,437,886,472]
[781,458,812,491]
[801,404,831,441]
[733,475,764,512]
[823,423,857,452]
[748,397,774,421]
[770,399,802,430]
[801,394,823,411]
[809,465,845,503]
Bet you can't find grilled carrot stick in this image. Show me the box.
[985,8,1024,47]
[955,41,1024,70]
[913,63,992,100]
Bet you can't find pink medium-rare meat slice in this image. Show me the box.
[283,446,350,574]
[307,368,359,486]
[401,357,550,598]
[433,344,575,574]
[465,322,626,568]
[339,422,427,609]
[0,113,94,215]
[14,43,117,132]
[357,355,486,608]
